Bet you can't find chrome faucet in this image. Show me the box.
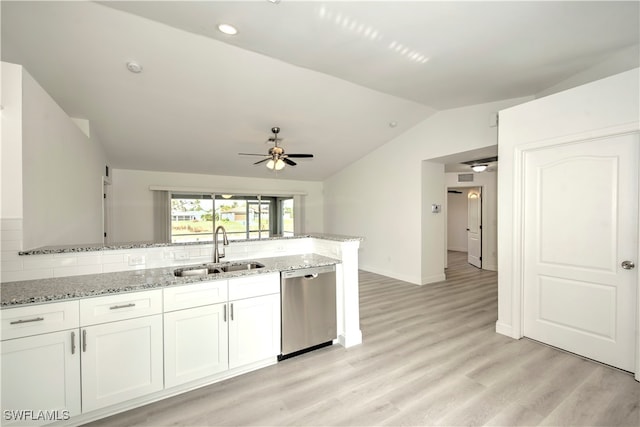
[213,225,229,263]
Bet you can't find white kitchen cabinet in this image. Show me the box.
[1,330,81,426]
[1,301,81,426]
[80,291,164,413]
[164,280,229,388]
[228,293,280,369]
[164,303,229,388]
[0,271,283,424]
[228,273,281,369]
[79,289,162,326]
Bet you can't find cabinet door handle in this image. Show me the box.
[110,303,136,310]
[71,331,76,355]
[223,304,227,322]
[10,316,44,325]
[82,329,87,352]
[231,303,234,321]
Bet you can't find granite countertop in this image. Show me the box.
[18,233,362,255]
[0,254,340,308]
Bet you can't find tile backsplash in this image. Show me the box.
[0,218,317,283]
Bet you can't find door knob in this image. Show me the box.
[621,260,635,270]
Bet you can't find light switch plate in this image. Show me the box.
[128,255,146,266]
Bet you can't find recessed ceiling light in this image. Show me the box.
[268,0,281,3]
[126,61,142,73]
[218,24,238,35]
[389,121,398,128]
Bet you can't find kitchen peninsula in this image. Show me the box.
[0,234,361,426]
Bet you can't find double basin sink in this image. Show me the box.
[174,261,265,277]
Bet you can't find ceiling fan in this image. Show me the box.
[239,127,314,171]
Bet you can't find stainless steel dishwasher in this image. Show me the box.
[279,264,337,360]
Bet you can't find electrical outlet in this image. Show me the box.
[128,255,146,266]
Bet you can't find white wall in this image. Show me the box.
[0,62,108,250]
[447,188,469,252]
[1,62,23,221]
[497,68,640,339]
[421,161,446,283]
[324,96,530,285]
[21,69,107,248]
[110,168,324,243]
[445,172,498,271]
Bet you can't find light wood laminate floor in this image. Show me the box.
[85,251,640,427]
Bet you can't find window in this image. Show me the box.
[170,194,214,243]
[170,193,294,243]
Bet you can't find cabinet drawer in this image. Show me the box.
[80,290,162,326]
[229,272,280,300]
[1,301,79,340]
[164,280,228,312]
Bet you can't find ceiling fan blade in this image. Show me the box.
[239,153,268,156]
[283,158,297,166]
[253,158,270,165]
[286,154,314,158]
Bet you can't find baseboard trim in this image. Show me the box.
[338,329,363,348]
[483,264,498,272]
[359,265,421,285]
[420,273,447,285]
[447,247,467,253]
[495,321,515,338]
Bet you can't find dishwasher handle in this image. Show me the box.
[304,273,319,280]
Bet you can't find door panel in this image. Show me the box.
[228,294,280,369]
[81,315,163,412]
[467,188,482,268]
[1,330,81,425]
[523,133,638,371]
[164,304,228,388]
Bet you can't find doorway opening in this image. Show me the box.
[447,186,482,269]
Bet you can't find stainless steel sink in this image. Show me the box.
[174,266,222,277]
[174,262,264,277]
[219,262,265,272]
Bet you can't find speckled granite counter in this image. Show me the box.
[18,233,363,255]
[1,254,339,307]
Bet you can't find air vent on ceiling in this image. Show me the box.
[458,173,474,182]
[460,156,498,165]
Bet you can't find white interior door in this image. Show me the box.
[523,133,638,372]
[467,188,482,268]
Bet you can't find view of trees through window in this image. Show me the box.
[170,194,294,243]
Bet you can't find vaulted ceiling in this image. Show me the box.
[2,1,638,180]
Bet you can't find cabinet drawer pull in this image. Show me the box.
[9,317,44,325]
[71,331,76,355]
[109,303,136,310]
[82,329,87,352]
[223,304,227,322]
[231,303,234,321]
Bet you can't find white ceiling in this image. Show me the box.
[2,1,639,181]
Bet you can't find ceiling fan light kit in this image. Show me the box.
[267,158,285,170]
[239,127,314,172]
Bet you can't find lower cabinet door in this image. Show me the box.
[1,330,81,426]
[228,294,280,369]
[81,315,163,413]
[164,304,229,388]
